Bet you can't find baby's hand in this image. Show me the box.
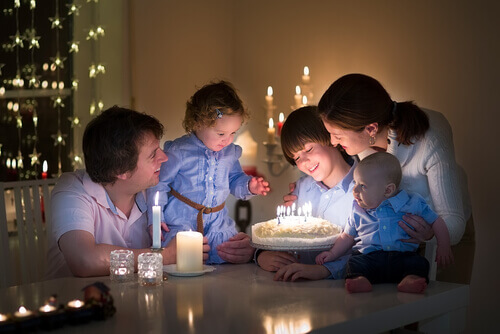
[249,176,270,196]
[436,245,454,267]
[315,251,334,265]
[148,222,170,241]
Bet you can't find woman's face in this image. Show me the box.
[291,142,342,188]
[322,120,370,156]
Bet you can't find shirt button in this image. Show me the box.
[209,177,213,180]
[211,191,214,194]
[383,225,387,230]
[325,195,330,199]
[386,246,391,250]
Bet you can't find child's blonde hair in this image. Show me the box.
[183,80,249,133]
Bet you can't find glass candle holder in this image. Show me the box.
[138,252,163,286]
[110,249,134,282]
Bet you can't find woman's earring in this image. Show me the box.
[369,136,376,145]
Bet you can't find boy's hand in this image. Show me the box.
[283,182,297,207]
[249,176,270,196]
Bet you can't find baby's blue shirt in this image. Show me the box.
[345,190,439,254]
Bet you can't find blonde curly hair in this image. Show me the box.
[183,80,249,133]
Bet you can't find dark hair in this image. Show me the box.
[281,106,334,165]
[183,80,249,132]
[318,73,429,145]
[82,106,164,184]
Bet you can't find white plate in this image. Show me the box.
[163,264,216,277]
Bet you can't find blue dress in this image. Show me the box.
[146,133,253,264]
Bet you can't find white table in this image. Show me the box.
[0,263,469,333]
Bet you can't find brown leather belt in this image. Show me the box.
[169,188,225,235]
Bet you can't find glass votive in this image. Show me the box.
[110,249,134,282]
[0,313,16,333]
[138,252,163,286]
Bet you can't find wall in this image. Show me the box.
[128,1,499,332]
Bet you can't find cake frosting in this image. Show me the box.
[251,216,342,248]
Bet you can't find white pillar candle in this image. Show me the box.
[294,85,302,109]
[176,231,203,272]
[267,118,276,144]
[152,191,161,249]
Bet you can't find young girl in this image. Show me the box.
[147,81,270,264]
[256,106,356,281]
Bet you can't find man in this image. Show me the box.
[46,106,208,278]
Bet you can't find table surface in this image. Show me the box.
[0,263,469,334]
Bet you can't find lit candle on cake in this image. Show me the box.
[176,231,203,272]
[267,118,276,144]
[277,112,284,136]
[302,66,310,84]
[152,191,161,249]
[42,160,48,179]
[294,85,302,109]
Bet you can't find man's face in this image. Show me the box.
[125,132,167,192]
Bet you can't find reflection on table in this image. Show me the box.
[0,263,469,334]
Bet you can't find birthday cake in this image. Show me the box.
[251,216,342,248]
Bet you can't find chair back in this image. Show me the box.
[0,178,57,287]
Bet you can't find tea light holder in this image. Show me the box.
[138,252,163,286]
[0,313,16,333]
[66,300,93,325]
[110,249,134,282]
[13,306,40,332]
[38,304,65,330]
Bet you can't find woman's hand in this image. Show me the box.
[217,232,254,263]
[274,263,330,282]
[257,251,298,272]
[399,214,435,243]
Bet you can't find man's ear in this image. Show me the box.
[364,123,379,137]
[384,183,397,198]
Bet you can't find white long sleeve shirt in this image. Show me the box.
[384,109,471,245]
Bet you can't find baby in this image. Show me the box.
[316,152,453,293]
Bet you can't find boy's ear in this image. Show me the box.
[384,183,397,197]
[364,123,379,137]
[116,171,131,181]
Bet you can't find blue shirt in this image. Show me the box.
[345,190,439,254]
[292,163,355,278]
[146,133,253,263]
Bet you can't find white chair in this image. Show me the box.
[0,178,57,287]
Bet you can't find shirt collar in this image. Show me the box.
[383,189,410,212]
[82,171,147,215]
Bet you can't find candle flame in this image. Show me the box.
[268,118,274,129]
[303,66,310,76]
[155,191,159,206]
[295,85,301,95]
[267,86,273,96]
[18,306,27,314]
[43,160,48,172]
[279,112,284,122]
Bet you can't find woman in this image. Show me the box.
[316,73,474,283]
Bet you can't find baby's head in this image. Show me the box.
[353,152,401,209]
[281,106,334,165]
[183,81,249,151]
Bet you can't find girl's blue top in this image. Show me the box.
[146,133,253,264]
